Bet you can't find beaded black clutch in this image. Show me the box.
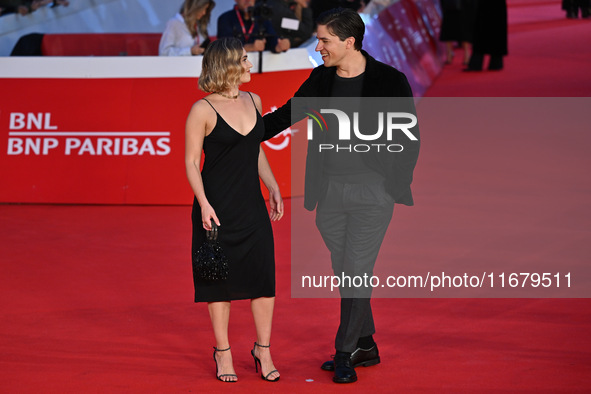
[193,220,229,281]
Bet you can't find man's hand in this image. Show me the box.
[275,38,291,53]
[191,44,205,56]
[250,39,266,52]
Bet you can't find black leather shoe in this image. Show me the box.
[488,56,504,71]
[333,352,357,383]
[322,345,380,371]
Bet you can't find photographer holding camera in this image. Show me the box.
[217,0,290,53]
[268,0,314,48]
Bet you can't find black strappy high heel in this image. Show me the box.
[251,342,280,382]
[213,346,237,382]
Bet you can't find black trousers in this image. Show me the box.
[316,177,394,352]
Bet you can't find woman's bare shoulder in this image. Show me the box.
[189,96,217,116]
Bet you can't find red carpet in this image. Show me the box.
[1,1,591,392]
[2,204,590,392]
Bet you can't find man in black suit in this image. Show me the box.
[263,8,420,384]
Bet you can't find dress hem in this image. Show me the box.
[194,292,276,303]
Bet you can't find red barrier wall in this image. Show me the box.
[0,68,310,204]
[41,33,161,56]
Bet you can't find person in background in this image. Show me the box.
[439,0,475,65]
[159,0,215,56]
[1,0,67,16]
[217,0,290,53]
[0,0,27,16]
[267,0,314,48]
[562,0,590,18]
[464,0,507,71]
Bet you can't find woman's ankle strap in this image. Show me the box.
[214,346,231,352]
[254,342,270,348]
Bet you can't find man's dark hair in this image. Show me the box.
[316,7,365,51]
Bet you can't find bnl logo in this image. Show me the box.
[306,109,418,152]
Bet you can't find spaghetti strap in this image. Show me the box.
[246,91,255,105]
[246,92,260,115]
[202,98,218,114]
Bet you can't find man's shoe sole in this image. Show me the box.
[333,375,358,383]
[321,357,380,371]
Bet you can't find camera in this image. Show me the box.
[245,0,274,40]
[248,0,273,22]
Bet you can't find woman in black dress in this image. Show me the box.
[185,37,283,382]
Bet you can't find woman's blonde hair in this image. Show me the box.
[181,0,215,39]
[198,38,244,93]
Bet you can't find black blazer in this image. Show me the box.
[263,50,420,210]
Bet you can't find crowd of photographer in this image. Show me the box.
[159,0,368,56]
